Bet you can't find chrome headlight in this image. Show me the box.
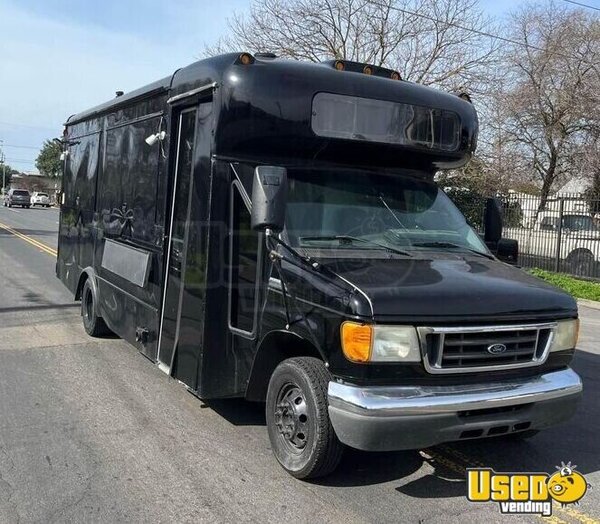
[549,319,579,352]
[371,326,421,362]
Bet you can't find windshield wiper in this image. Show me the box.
[300,235,412,257]
[412,241,494,259]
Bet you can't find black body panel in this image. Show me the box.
[57,53,576,402]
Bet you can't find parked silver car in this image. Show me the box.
[3,189,31,208]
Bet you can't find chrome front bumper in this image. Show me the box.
[328,368,582,451]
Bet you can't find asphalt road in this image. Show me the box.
[0,204,599,524]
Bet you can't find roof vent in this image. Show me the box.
[115,90,124,97]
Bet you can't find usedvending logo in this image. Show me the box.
[467,462,590,516]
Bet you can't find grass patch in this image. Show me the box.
[529,268,600,302]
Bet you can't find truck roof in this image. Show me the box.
[66,53,478,170]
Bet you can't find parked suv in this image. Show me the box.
[31,192,51,207]
[3,189,31,208]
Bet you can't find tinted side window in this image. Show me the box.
[540,217,557,231]
[99,116,161,243]
[229,185,260,333]
[65,134,99,210]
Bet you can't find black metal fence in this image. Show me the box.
[447,189,600,279]
[499,192,600,278]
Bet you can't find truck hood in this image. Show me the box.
[319,255,577,320]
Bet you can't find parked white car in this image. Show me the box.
[31,192,51,207]
[504,212,600,276]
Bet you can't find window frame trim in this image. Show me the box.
[227,178,264,339]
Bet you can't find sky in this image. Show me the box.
[0,0,594,173]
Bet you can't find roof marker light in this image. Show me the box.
[457,92,472,103]
[363,65,373,75]
[239,53,253,65]
[390,71,401,80]
[334,60,345,71]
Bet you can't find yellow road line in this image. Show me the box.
[0,221,57,257]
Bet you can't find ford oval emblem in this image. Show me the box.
[487,343,507,355]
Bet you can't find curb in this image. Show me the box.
[577,298,600,311]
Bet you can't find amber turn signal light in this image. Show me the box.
[239,53,253,65]
[341,322,373,363]
[363,65,373,75]
[334,60,345,71]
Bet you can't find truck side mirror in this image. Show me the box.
[496,238,518,265]
[484,197,502,245]
[251,166,288,232]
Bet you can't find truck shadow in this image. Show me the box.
[205,349,598,493]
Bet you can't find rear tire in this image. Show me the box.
[567,250,594,277]
[266,357,343,479]
[81,278,109,337]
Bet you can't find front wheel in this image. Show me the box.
[266,357,343,479]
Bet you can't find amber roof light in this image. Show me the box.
[239,53,254,65]
[334,60,345,71]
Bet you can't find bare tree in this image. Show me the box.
[495,2,600,213]
[204,0,499,92]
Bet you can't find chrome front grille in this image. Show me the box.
[418,323,556,374]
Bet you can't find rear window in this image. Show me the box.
[311,92,461,152]
[13,190,30,196]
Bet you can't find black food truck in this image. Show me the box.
[57,53,582,479]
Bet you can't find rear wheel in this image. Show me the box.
[266,357,343,479]
[567,250,594,276]
[81,278,109,337]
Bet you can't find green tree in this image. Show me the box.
[35,140,62,178]
[1,162,14,191]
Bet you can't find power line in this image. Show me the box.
[0,120,58,132]
[370,0,599,70]
[563,0,600,12]
[2,144,40,150]
[5,158,37,164]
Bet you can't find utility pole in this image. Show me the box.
[0,139,5,195]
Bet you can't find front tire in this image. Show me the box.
[266,357,343,479]
[81,278,109,337]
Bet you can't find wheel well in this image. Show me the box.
[245,331,323,402]
[75,272,89,301]
[567,248,595,261]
